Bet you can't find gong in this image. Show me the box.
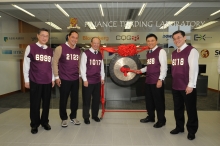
[109,54,142,86]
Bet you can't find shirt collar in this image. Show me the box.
[150,45,158,52]
[36,42,47,49]
[89,47,98,54]
[178,43,187,51]
[65,42,76,49]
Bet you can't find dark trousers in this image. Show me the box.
[145,83,166,123]
[59,79,79,120]
[172,89,198,134]
[82,82,101,119]
[30,80,52,128]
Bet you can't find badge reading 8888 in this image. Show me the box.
[66,54,79,60]
[35,54,51,62]
[147,58,155,65]
[172,58,184,66]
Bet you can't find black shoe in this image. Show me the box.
[92,117,100,122]
[140,117,155,123]
[187,133,195,140]
[31,127,38,134]
[170,128,184,134]
[153,122,165,128]
[42,124,51,130]
[84,119,90,124]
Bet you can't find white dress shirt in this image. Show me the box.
[140,45,167,80]
[23,42,54,83]
[80,48,105,82]
[171,43,199,88]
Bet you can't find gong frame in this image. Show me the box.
[100,47,148,120]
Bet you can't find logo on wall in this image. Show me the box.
[4,37,8,42]
[2,50,12,54]
[116,35,139,41]
[194,34,212,41]
[200,49,209,58]
[132,35,139,41]
[163,35,172,38]
[83,36,109,41]
[67,18,80,29]
[1,50,23,55]
[3,36,24,42]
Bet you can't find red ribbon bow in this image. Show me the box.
[100,44,149,57]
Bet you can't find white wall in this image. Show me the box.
[0,12,21,95]
[0,61,20,95]
[194,43,220,90]
[192,24,220,90]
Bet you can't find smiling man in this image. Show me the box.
[52,30,81,127]
[23,28,54,134]
[136,33,167,128]
[80,37,105,124]
[170,30,199,140]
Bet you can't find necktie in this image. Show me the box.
[95,51,98,54]
[149,50,152,53]
[177,49,180,53]
[41,46,44,49]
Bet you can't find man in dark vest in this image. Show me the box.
[170,30,199,140]
[136,33,167,128]
[23,28,54,134]
[52,30,81,127]
[80,37,105,124]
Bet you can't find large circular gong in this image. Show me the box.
[109,54,142,86]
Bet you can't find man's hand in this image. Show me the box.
[84,81,88,87]
[156,80,162,88]
[101,80,105,84]
[25,82,30,89]
[55,79,61,87]
[52,81,55,87]
[186,86,193,95]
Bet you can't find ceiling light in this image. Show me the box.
[125,21,133,29]
[174,3,192,16]
[159,21,175,29]
[12,4,35,17]
[99,4,104,17]
[138,3,147,16]
[85,45,90,47]
[136,45,140,47]
[55,4,69,17]
[102,45,106,47]
[45,22,62,30]
[210,10,220,16]
[194,21,218,29]
[85,21,96,29]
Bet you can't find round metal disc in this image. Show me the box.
[109,55,142,86]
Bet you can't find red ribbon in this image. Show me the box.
[118,44,137,57]
[100,44,149,57]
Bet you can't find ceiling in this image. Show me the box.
[0,1,220,32]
